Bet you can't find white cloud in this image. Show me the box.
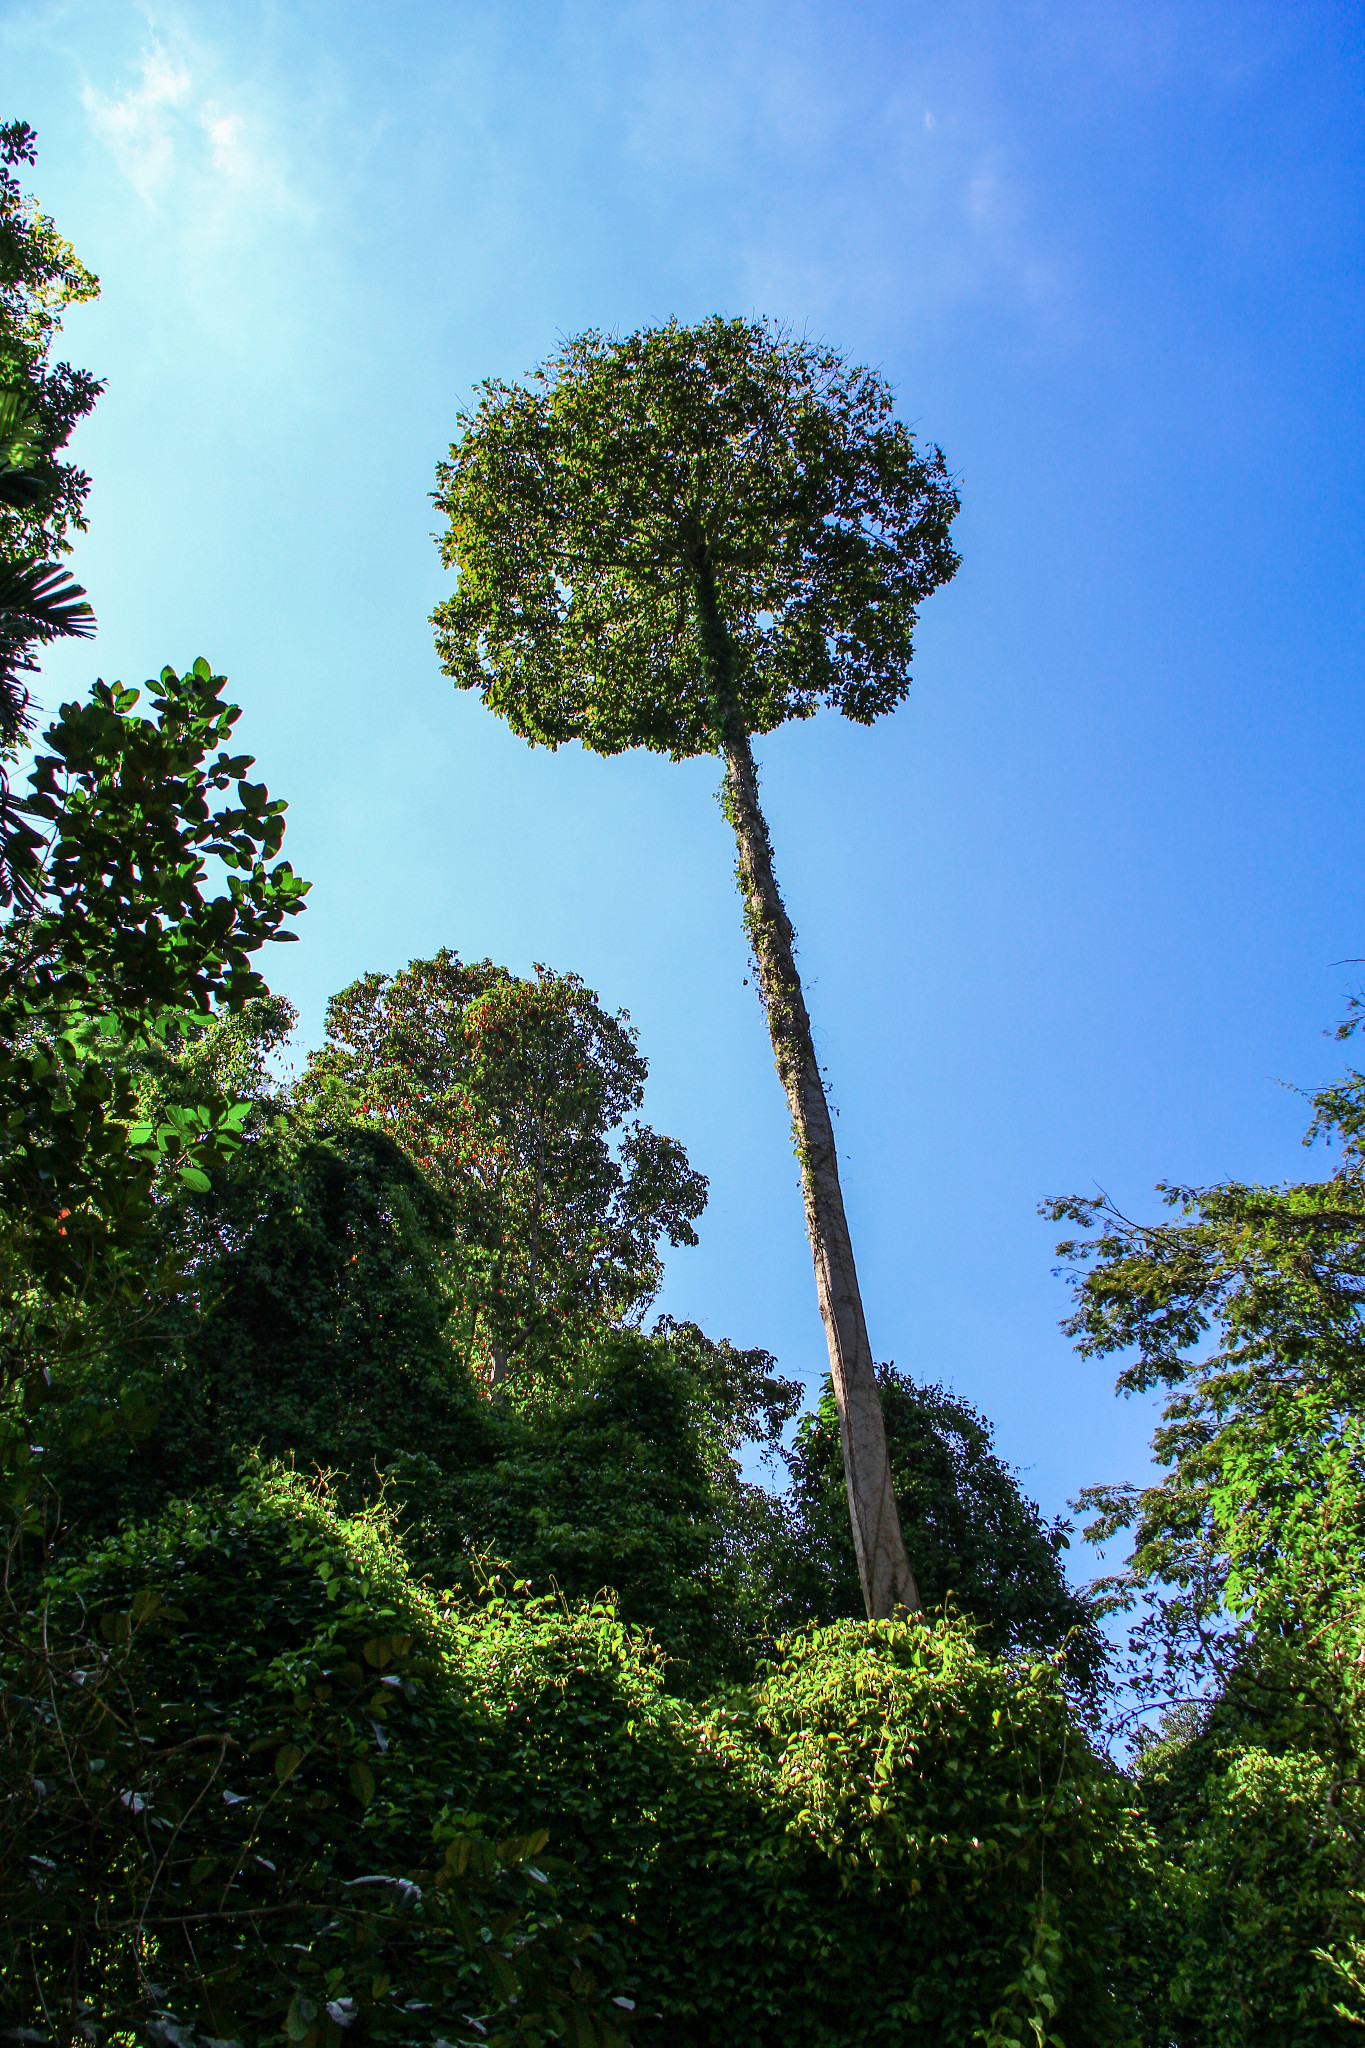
[71,17,334,376]
[202,108,242,170]
[82,41,190,201]
[82,30,312,229]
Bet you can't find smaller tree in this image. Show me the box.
[1046,1052,1365,2037]
[301,951,707,1391]
[0,660,308,1447]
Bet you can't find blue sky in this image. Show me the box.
[5,0,1363,1560]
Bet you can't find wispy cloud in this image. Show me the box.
[82,41,189,200]
[70,12,337,378]
[82,29,313,230]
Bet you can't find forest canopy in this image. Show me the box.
[0,123,1359,2048]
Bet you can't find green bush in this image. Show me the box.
[0,1474,634,2048]
[756,1623,1142,2043]
[2,1467,1149,2046]
[1129,1677,1365,2045]
[0,1468,629,2047]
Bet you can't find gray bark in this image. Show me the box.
[693,557,921,1619]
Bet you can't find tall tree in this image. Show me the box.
[300,950,708,1391]
[432,318,960,1613]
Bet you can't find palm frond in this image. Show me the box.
[0,559,96,645]
[0,558,96,758]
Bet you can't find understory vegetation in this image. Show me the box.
[1,121,1360,2046]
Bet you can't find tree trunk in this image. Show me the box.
[694,558,921,1619]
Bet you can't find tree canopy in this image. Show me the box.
[1046,1059,1365,2036]
[433,316,959,758]
[300,951,707,1390]
[4,126,1358,2048]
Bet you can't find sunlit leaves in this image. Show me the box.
[433,317,959,760]
[0,658,308,1403]
[301,951,706,1391]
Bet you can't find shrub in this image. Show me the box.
[756,1622,1145,2043]
[3,1469,1148,2046]
[0,1469,626,2047]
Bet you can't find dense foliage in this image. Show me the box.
[1047,1061,1365,2040]
[299,952,707,1391]
[3,123,1360,2048]
[2,1470,635,2047]
[3,1465,1149,2048]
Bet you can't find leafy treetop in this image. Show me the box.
[300,951,707,1390]
[433,317,960,759]
[0,661,308,1403]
